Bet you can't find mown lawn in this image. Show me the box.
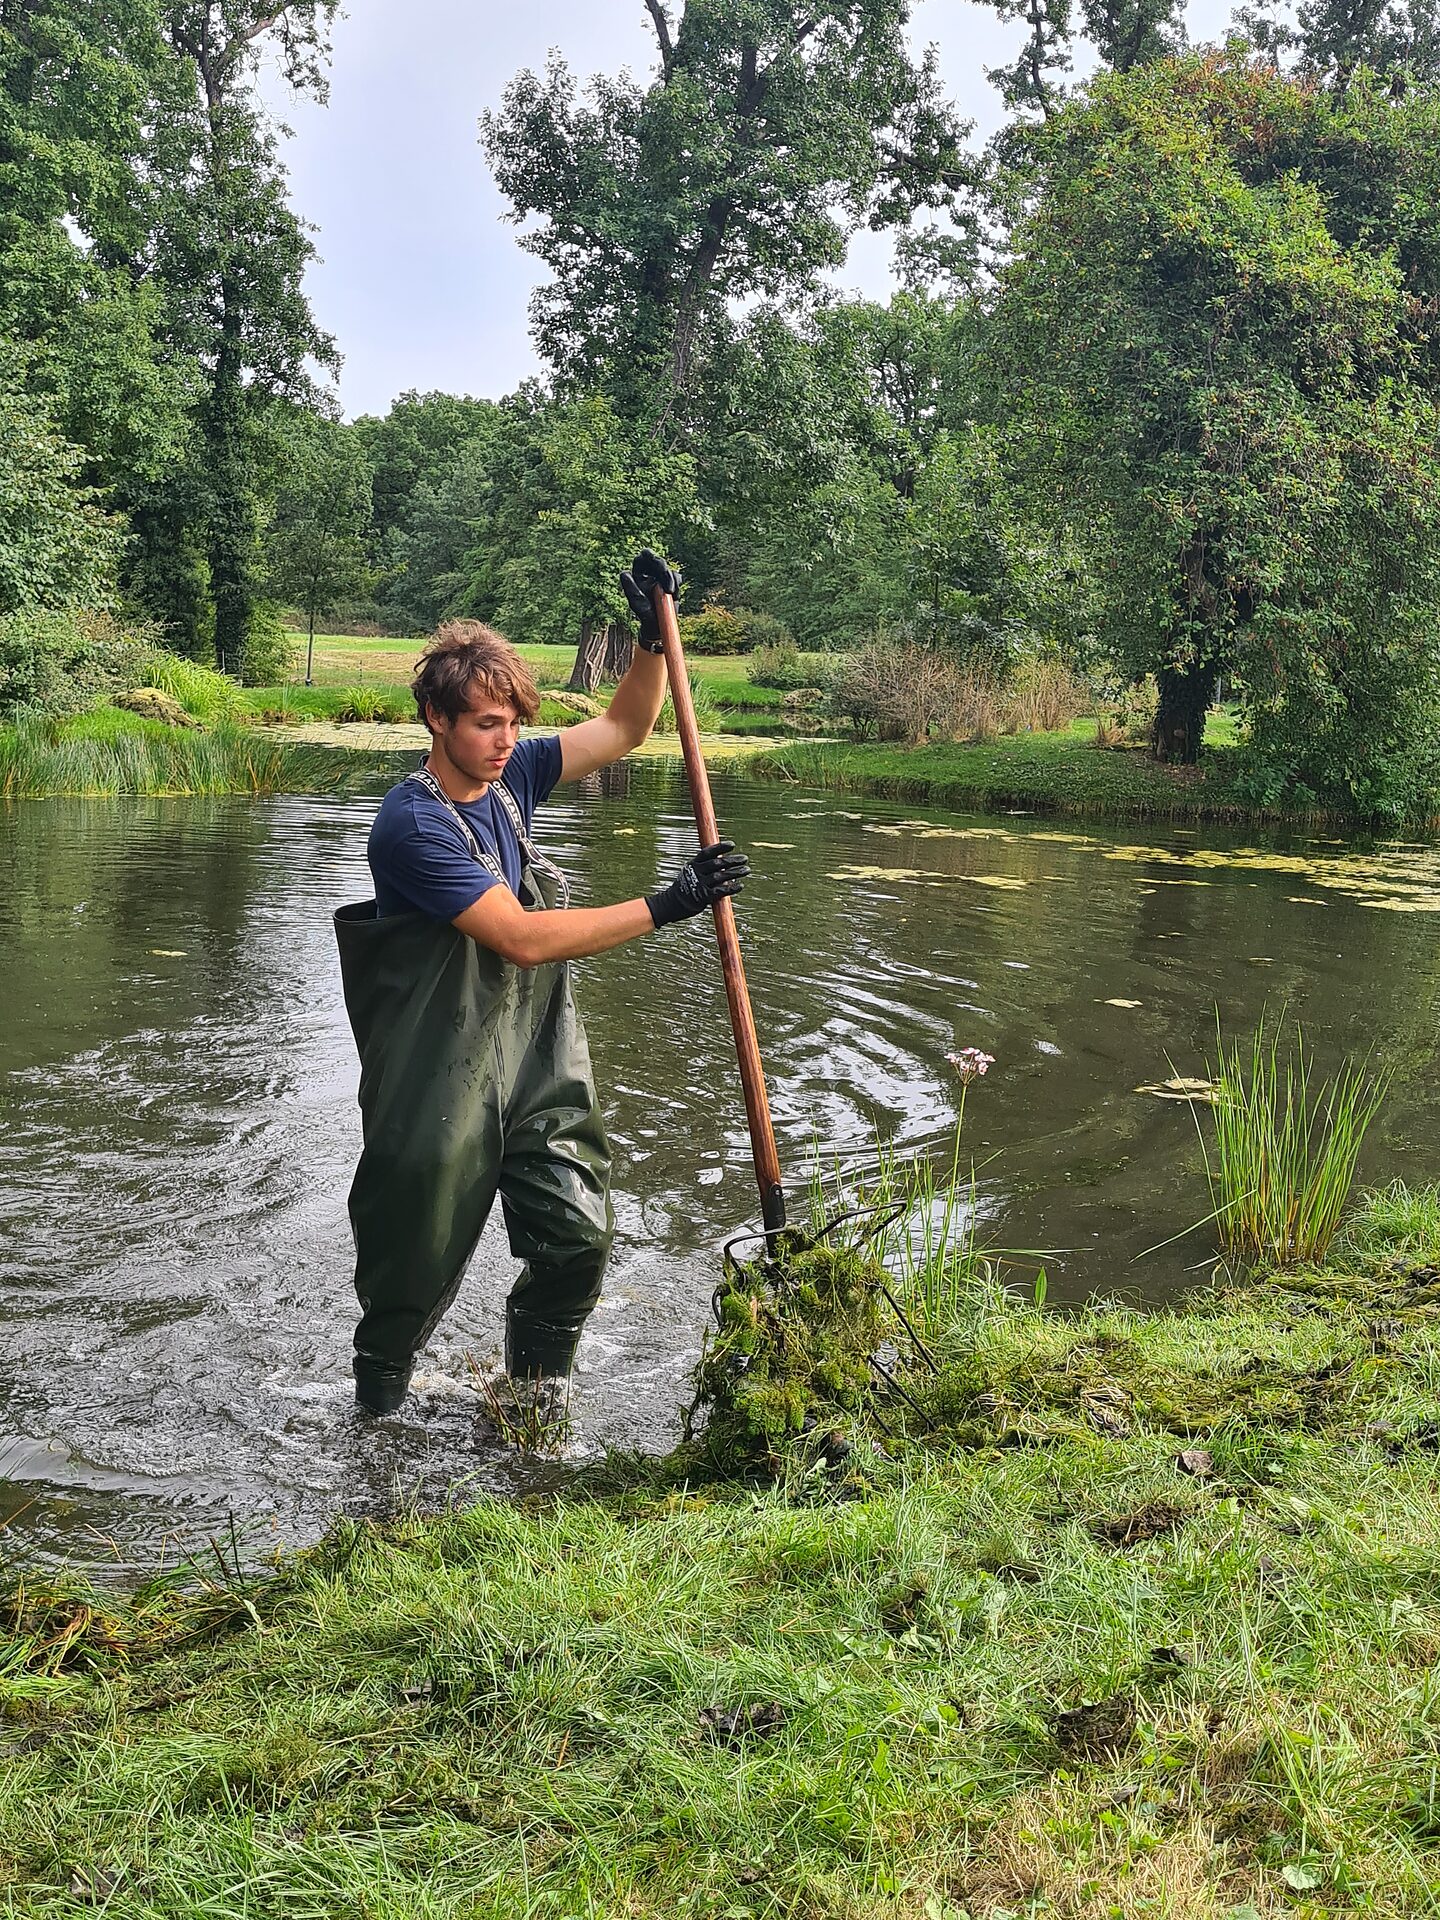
[6,1188,1440,1917]
[285,632,785,714]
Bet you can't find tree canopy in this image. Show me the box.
[8,0,1440,816]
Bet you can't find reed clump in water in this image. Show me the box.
[0,710,376,798]
[1201,1019,1390,1269]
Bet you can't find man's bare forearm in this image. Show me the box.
[604,647,667,747]
[453,893,656,968]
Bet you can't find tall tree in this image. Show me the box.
[989,54,1440,812]
[155,2,339,671]
[0,0,189,501]
[481,1,969,410]
[0,348,123,613]
[264,415,372,681]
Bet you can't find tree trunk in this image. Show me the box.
[1151,660,1219,765]
[206,270,254,679]
[567,621,635,692]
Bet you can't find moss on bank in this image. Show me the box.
[6,1190,1440,1918]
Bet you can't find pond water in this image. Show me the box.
[3,762,1439,1573]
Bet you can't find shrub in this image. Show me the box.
[0,609,149,717]
[680,602,792,655]
[750,642,840,693]
[1006,657,1090,733]
[829,637,987,743]
[1097,678,1157,746]
[238,603,298,686]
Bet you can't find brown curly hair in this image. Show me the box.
[411,621,541,732]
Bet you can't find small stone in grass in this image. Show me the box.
[1084,1387,1132,1437]
[1176,1446,1214,1478]
[68,1869,122,1903]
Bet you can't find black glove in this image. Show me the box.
[646,839,751,928]
[620,548,680,654]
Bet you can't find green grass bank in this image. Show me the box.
[740,719,1322,829]
[7,1187,1440,1919]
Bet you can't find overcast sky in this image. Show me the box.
[264,1,1234,419]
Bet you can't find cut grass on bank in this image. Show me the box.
[7,1188,1440,1918]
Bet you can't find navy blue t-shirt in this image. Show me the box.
[368,735,564,920]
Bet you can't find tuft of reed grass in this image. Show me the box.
[130,648,245,722]
[0,710,370,798]
[1199,1019,1390,1268]
[658,670,720,734]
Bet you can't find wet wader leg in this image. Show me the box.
[498,993,614,1378]
[349,1084,504,1373]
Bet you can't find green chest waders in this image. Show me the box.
[334,774,613,1385]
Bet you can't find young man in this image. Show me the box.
[333,551,749,1429]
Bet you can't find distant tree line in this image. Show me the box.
[8,0,1440,814]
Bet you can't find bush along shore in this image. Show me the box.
[7,1125,1440,1916]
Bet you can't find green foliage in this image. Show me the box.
[0,360,123,614]
[989,56,1440,796]
[264,414,374,661]
[0,0,189,486]
[481,3,969,400]
[0,609,147,716]
[236,602,297,687]
[451,390,701,650]
[1200,1022,1392,1268]
[354,390,499,540]
[679,602,791,655]
[145,6,342,669]
[747,639,832,691]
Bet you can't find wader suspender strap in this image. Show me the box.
[406,765,572,909]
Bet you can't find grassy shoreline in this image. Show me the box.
[1,699,1423,831]
[6,1189,1440,1917]
[744,727,1349,828]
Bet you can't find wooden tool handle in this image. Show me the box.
[654,589,786,1234]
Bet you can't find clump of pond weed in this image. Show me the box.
[685,1237,899,1473]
